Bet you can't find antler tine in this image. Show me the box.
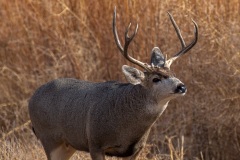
[113,7,152,72]
[168,12,186,49]
[113,7,124,52]
[165,12,198,68]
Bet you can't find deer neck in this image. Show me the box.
[125,84,170,116]
[146,99,169,116]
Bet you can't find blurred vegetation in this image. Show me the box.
[0,0,239,159]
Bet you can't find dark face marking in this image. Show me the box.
[144,66,174,80]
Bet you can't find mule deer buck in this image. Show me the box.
[28,8,198,160]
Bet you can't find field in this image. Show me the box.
[0,0,239,159]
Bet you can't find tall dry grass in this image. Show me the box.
[0,0,239,159]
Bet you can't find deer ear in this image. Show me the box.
[150,47,165,67]
[122,65,145,85]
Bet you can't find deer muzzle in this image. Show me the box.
[175,84,187,94]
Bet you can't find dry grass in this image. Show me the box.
[0,0,239,159]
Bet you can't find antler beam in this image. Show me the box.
[113,7,152,72]
[165,12,198,68]
[113,8,198,70]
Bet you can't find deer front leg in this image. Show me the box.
[122,129,151,160]
[89,147,106,160]
[121,147,143,160]
[50,143,76,160]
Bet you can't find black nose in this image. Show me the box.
[175,84,187,93]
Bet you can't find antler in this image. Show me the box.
[113,7,152,72]
[164,12,198,69]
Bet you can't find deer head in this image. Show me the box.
[113,8,198,101]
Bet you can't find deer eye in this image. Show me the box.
[152,78,161,83]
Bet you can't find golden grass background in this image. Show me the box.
[0,0,239,159]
